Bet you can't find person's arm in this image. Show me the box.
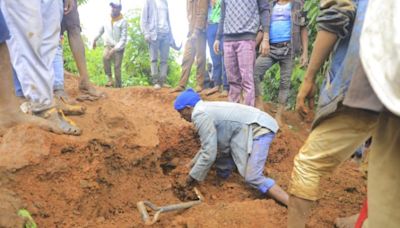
[189,112,218,182]
[113,20,128,51]
[258,0,271,56]
[296,0,356,116]
[140,0,151,42]
[92,26,104,49]
[214,0,225,54]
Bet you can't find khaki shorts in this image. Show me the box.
[289,106,378,200]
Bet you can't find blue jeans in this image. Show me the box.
[216,132,276,193]
[207,23,228,90]
[13,44,64,96]
[0,9,10,43]
[149,33,170,85]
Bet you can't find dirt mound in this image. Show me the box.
[0,75,366,227]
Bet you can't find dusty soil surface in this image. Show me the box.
[0,75,366,227]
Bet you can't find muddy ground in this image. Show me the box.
[0,75,366,227]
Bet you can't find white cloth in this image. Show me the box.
[1,0,63,112]
[94,16,128,51]
[360,0,400,116]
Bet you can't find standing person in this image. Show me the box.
[1,0,81,135]
[0,7,60,135]
[93,1,128,88]
[214,0,271,107]
[174,89,289,206]
[61,0,104,99]
[253,0,308,124]
[140,0,179,89]
[204,0,229,96]
[171,0,208,93]
[286,0,387,227]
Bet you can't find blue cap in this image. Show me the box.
[173,89,201,111]
[110,2,122,10]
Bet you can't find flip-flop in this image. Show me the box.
[56,97,86,116]
[36,108,82,136]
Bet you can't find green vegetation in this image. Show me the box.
[64,2,322,109]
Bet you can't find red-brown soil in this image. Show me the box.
[0,75,366,227]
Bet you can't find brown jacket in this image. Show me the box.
[187,0,209,35]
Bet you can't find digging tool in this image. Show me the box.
[137,187,204,225]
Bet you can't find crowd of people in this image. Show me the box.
[0,0,399,227]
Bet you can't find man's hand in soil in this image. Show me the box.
[64,0,74,15]
[185,176,198,188]
[296,78,315,119]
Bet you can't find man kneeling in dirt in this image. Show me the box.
[174,89,289,206]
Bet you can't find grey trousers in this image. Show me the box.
[149,33,170,85]
[2,0,63,112]
[103,46,124,88]
[254,51,294,105]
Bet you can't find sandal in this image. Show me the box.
[55,97,86,116]
[79,85,106,99]
[36,108,82,136]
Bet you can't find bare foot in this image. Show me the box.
[205,86,220,96]
[0,110,63,135]
[335,214,359,228]
[79,82,106,98]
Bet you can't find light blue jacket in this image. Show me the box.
[189,101,278,181]
[140,0,180,49]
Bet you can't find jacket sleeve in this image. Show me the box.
[216,0,225,41]
[194,0,209,31]
[258,0,270,33]
[189,111,218,181]
[140,0,150,37]
[115,20,128,51]
[317,0,356,38]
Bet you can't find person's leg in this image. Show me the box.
[223,41,241,103]
[12,68,24,97]
[159,33,170,86]
[149,37,160,86]
[114,49,124,88]
[245,132,289,205]
[236,40,256,106]
[276,55,294,125]
[63,0,103,97]
[287,107,378,228]
[173,38,196,91]
[2,0,59,112]
[53,45,65,93]
[368,111,400,228]
[103,46,113,86]
[195,32,207,92]
[206,23,222,95]
[253,55,276,110]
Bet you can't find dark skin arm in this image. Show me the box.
[296,30,338,117]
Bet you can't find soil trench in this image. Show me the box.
[0,76,366,227]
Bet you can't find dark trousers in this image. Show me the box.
[103,46,124,88]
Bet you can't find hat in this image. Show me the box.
[110,1,122,9]
[174,89,201,111]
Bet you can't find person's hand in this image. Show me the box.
[296,78,316,118]
[185,176,197,188]
[92,40,97,50]
[144,35,151,43]
[300,52,309,68]
[64,0,74,15]
[105,48,116,59]
[213,40,220,55]
[190,29,201,41]
[260,39,270,57]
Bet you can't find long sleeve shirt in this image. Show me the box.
[189,101,279,181]
[94,16,128,51]
[216,0,270,41]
